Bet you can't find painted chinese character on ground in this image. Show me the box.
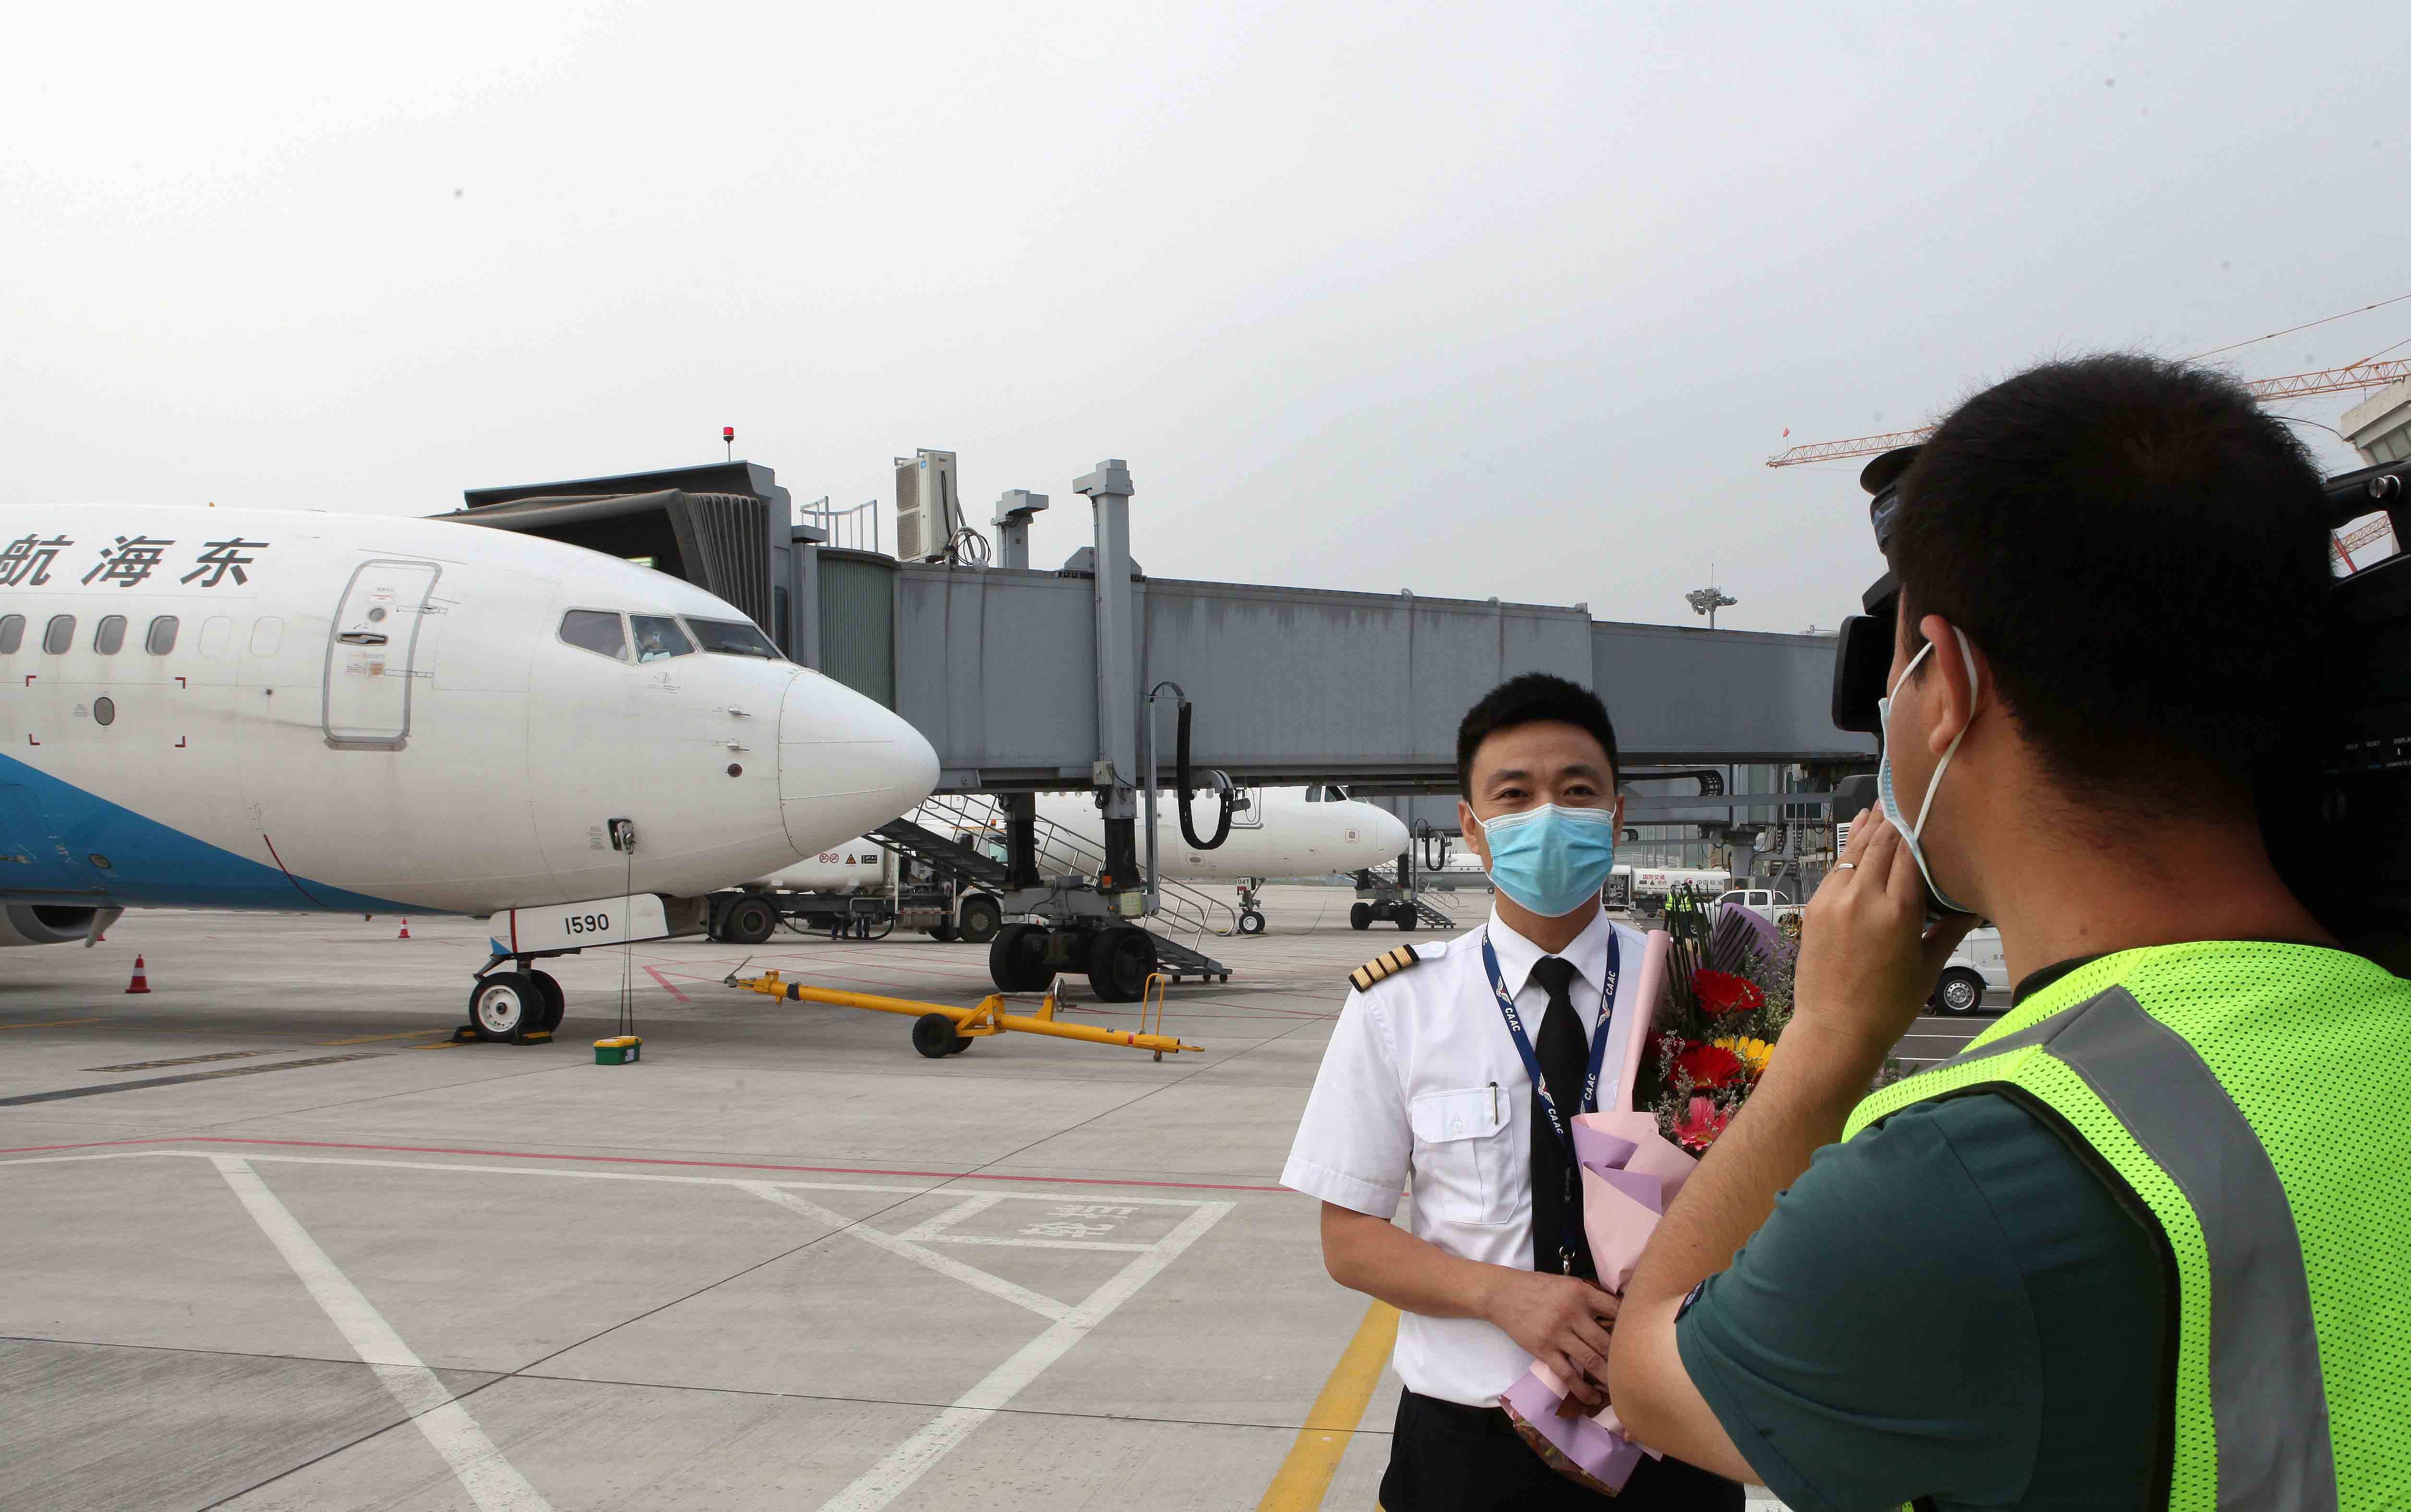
[0,535,73,588]
[180,539,269,588]
[1049,1204,1138,1219]
[81,536,177,588]
[1017,1221,1118,1239]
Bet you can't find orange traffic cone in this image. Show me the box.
[397,919,411,939]
[125,956,151,995]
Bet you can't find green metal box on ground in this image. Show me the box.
[593,1037,642,1066]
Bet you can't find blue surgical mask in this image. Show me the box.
[1476,803,1618,918]
[1876,628,1978,915]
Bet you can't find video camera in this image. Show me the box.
[1827,448,2411,966]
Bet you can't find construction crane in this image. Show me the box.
[1765,358,2411,467]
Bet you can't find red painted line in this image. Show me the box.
[59,1135,1294,1192]
[643,966,690,1002]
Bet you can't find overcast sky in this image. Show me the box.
[4,0,2402,633]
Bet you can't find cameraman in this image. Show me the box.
[1606,354,2411,1510]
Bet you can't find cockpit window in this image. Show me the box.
[684,616,780,660]
[559,610,627,661]
[631,614,695,662]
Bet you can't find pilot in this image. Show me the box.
[1283,672,1741,1511]
[637,627,671,662]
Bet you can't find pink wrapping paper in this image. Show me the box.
[1498,929,1696,1493]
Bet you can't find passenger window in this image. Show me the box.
[250,617,283,657]
[94,615,126,656]
[145,616,179,655]
[559,610,627,661]
[683,615,779,660]
[43,615,75,655]
[197,616,231,660]
[0,615,21,655]
[631,614,694,662]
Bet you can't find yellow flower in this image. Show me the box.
[1712,1035,1775,1078]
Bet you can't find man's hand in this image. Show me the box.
[1790,805,1977,1070]
[1484,1269,1619,1406]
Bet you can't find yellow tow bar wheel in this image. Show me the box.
[722,963,1199,1061]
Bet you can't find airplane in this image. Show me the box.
[0,504,940,1037]
[733,783,1410,938]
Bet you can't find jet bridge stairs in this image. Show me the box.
[870,794,1234,992]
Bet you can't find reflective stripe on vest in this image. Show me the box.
[1916,986,2336,1512]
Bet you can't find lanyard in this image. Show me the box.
[1482,931,1618,1273]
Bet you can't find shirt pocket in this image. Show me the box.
[1409,1086,1513,1226]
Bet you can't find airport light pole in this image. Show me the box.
[1685,584,1738,630]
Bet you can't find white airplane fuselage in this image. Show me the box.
[752,788,1408,896]
[1035,786,1409,883]
[0,504,938,935]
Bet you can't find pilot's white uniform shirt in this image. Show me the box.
[1281,908,1648,1408]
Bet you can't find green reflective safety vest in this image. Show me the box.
[1844,941,2411,1512]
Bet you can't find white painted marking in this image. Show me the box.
[925,1234,1150,1253]
[737,1181,1071,1323]
[212,1155,552,1512]
[815,1200,1232,1512]
[0,1151,159,1166]
[893,1191,1004,1241]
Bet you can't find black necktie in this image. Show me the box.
[1527,955,1593,1278]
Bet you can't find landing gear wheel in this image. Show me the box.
[468,972,542,1042]
[957,894,1002,945]
[1086,926,1157,1004]
[1237,910,1266,936]
[1350,902,1372,931]
[912,1012,961,1058]
[528,970,566,1032]
[722,896,777,946]
[1933,968,1986,1016]
[989,922,1053,993]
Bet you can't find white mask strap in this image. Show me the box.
[1905,628,1979,842]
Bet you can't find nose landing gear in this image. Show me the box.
[459,967,566,1044]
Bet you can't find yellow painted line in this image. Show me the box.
[1255,1300,1399,1512]
[0,1018,106,1031]
[314,1030,454,1045]
[410,1039,466,1050]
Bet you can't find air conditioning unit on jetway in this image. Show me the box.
[895,449,962,562]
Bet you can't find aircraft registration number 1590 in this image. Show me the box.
[505,893,671,954]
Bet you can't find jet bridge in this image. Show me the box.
[446,455,1869,995]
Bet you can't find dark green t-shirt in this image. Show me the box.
[1675,1012,2169,1510]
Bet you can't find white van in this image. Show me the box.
[1931,927,2009,1015]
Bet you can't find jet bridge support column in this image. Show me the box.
[1001,792,1042,890]
[1077,459,1144,915]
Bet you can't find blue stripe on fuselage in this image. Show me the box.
[0,751,424,913]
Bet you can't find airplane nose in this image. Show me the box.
[777,671,940,857]
[1372,807,1410,858]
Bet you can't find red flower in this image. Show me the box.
[1675,1094,1732,1151]
[1671,1041,1747,1091]
[1692,969,1765,1018]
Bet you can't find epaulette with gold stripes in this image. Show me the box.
[1348,945,1424,993]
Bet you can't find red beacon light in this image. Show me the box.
[722,425,735,461]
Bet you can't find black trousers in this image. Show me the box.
[1377,1390,1744,1512]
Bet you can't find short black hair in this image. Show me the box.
[1892,353,2333,815]
[1456,673,1619,796]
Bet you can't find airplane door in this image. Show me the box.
[323,559,441,749]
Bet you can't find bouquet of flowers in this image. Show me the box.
[1641,886,1797,1152]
